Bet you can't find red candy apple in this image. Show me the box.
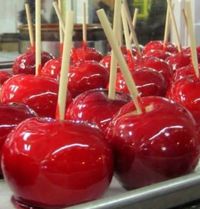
[0,74,72,118]
[166,52,191,72]
[116,67,167,97]
[71,46,103,63]
[106,96,200,189]
[2,118,113,208]
[143,49,172,60]
[13,48,53,75]
[66,89,130,133]
[68,61,109,97]
[40,57,62,80]
[168,77,200,128]
[143,40,178,54]
[0,71,12,86]
[0,103,37,177]
[136,56,173,88]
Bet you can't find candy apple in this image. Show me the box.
[166,52,191,72]
[106,96,200,189]
[40,57,62,80]
[136,56,173,88]
[0,71,12,86]
[116,67,167,97]
[0,74,72,118]
[13,48,53,75]
[143,41,178,54]
[0,103,37,177]
[68,61,109,98]
[66,89,130,134]
[2,118,113,208]
[143,49,172,60]
[71,46,103,63]
[167,77,200,128]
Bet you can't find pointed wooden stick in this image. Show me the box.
[35,0,41,76]
[122,0,141,55]
[167,0,181,52]
[53,1,65,33]
[182,8,189,35]
[57,10,74,120]
[25,3,34,46]
[58,0,64,44]
[108,0,121,100]
[185,0,199,78]
[97,9,142,114]
[82,2,87,43]
[129,8,139,43]
[121,5,132,53]
[164,4,170,45]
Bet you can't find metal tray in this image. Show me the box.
[1,168,200,209]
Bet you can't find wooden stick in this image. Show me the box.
[57,10,74,120]
[185,0,199,78]
[164,5,170,45]
[121,5,132,53]
[167,0,181,52]
[58,0,64,44]
[108,0,121,100]
[25,3,34,46]
[82,2,87,43]
[182,8,189,35]
[129,8,139,43]
[97,9,142,114]
[53,1,65,33]
[35,0,41,76]
[122,1,141,55]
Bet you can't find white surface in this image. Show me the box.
[0,178,125,209]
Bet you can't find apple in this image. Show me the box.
[135,56,173,88]
[2,118,113,208]
[71,46,103,63]
[167,77,200,128]
[0,74,72,118]
[166,52,191,72]
[0,103,37,177]
[143,41,178,54]
[40,58,62,80]
[68,61,109,98]
[13,48,53,75]
[66,89,130,134]
[0,71,12,86]
[115,67,167,97]
[106,96,200,189]
[143,49,172,60]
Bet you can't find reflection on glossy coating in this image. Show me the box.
[106,96,200,190]
[2,118,113,208]
[0,103,37,176]
[0,74,72,118]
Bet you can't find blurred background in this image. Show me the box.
[0,0,198,62]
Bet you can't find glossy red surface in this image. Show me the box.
[2,118,113,208]
[0,75,71,118]
[66,89,130,133]
[116,67,167,96]
[143,41,178,54]
[143,49,172,60]
[0,103,37,176]
[13,49,53,75]
[40,58,62,80]
[172,64,198,82]
[136,56,173,88]
[168,77,200,128]
[106,96,200,189]
[0,71,12,86]
[71,46,103,63]
[166,52,191,71]
[68,61,109,98]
